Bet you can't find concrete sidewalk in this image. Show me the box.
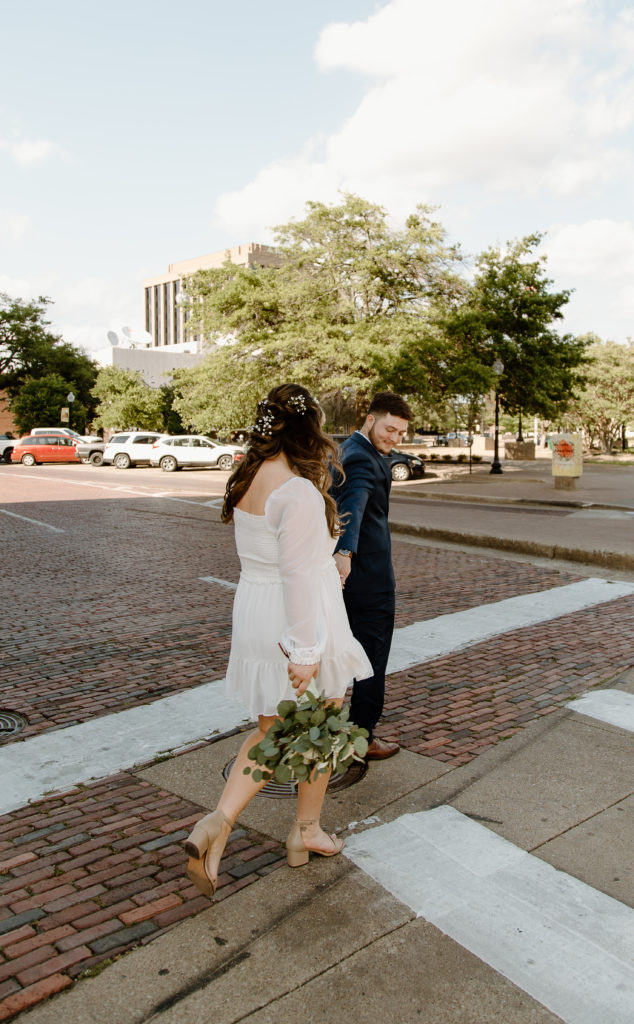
[404,458,634,509]
[19,668,634,1024]
[390,461,634,571]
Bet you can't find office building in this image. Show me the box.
[142,242,281,349]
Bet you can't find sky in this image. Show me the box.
[2,0,633,356]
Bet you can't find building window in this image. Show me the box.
[174,280,181,344]
[154,285,161,346]
[145,288,152,336]
[163,282,172,346]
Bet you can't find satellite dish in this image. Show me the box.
[107,330,119,346]
[120,325,153,348]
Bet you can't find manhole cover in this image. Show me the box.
[0,711,27,742]
[222,757,367,799]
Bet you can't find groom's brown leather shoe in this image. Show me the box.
[365,738,400,760]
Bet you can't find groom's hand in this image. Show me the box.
[334,551,352,587]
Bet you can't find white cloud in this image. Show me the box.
[214,151,340,241]
[1,138,69,166]
[0,273,144,355]
[214,0,634,233]
[0,210,31,241]
[542,220,634,338]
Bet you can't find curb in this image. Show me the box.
[390,520,634,572]
[396,487,634,514]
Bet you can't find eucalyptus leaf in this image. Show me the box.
[353,736,369,757]
[274,763,293,784]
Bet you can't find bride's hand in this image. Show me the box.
[288,661,319,695]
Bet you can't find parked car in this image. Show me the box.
[76,440,106,466]
[11,434,80,466]
[30,427,101,443]
[385,449,425,481]
[0,435,16,463]
[149,435,245,472]
[103,432,167,469]
[436,432,469,447]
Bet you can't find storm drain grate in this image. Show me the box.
[0,711,27,742]
[222,756,367,799]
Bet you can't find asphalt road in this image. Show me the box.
[0,461,231,505]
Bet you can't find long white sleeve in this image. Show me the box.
[265,477,328,665]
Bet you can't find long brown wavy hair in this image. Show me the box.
[221,383,343,537]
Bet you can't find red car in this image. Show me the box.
[12,434,80,466]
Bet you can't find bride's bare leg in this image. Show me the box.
[295,697,344,855]
[217,715,277,820]
[198,715,277,881]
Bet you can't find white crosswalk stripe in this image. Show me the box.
[567,688,634,732]
[344,807,634,1024]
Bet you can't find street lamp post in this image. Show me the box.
[67,392,75,432]
[490,359,504,475]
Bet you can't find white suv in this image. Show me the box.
[31,427,101,443]
[150,435,245,472]
[103,432,167,469]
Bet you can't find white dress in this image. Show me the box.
[225,476,373,718]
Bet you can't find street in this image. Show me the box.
[0,463,633,1022]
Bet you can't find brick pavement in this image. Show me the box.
[0,768,284,1021]
[379,594,634,764]
[0,498,580,740]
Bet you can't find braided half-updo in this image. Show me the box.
[221,383,343,538]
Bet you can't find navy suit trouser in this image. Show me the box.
[344,590,395,742]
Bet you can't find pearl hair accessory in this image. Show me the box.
[254,402,275,437]
[252,392,315,438]
[289,394,309,414]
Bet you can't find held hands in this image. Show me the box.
[333,551,352,588]
[288,661,319,696]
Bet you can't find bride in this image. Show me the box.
[184,383,372,897]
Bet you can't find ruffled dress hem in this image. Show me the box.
[226,640,371,720]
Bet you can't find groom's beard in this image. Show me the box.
[367,423,392,455]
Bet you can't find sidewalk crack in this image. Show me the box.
[528,790,634,853]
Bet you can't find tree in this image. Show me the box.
[91,367,166,432]
[10,373,87,435]
[173,194,464,431]
[564,337,634,451]
[0,293,98,427]
[439,235,589,429]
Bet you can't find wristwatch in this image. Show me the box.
[337,549,353,557]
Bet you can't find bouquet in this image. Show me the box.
[244,683,369,785]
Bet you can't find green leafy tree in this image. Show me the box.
[564,337,634,451]
[173,194,464,431]
[91,366,166,432]
[0,293,98,426]
[439,235,589,429]
[10,373,87,435]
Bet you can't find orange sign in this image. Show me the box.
[552,433,582,478]
[553,439,574,460]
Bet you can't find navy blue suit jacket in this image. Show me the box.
[332,432,395,600]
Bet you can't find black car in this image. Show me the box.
[385,449,425,481]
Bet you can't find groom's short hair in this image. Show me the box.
[367,392,412,421]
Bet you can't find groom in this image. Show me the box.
[332,392,412,759]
